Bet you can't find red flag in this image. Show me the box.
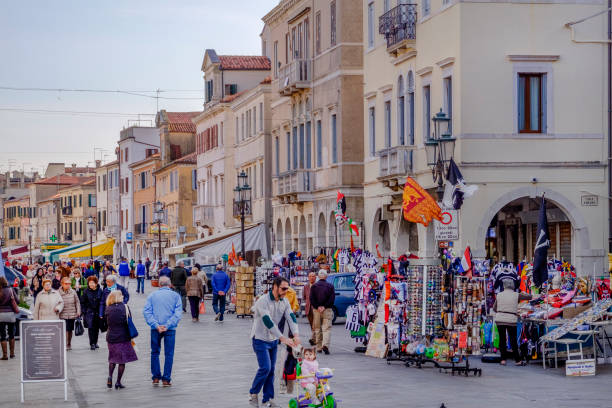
[461,246,472,278]
[350,235,355,253]
[376,243,382,258]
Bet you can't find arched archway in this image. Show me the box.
[285,218,292,253]
[328,212,336,249]
[397,216,418,255]
[317,213,327,252]
[298,216,307,255]
[276,219,283,253]
[121,242,128,260]
[135,244,141,261]
[397,75,405,145]
[371,208,390,257]
[475,187,591,268]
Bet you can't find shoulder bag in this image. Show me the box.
[9,289,19,314]
[124,304,139,339]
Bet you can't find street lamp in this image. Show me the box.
[153,201,165,267]
[26,225,33,265]
[234,171,252,262]
[87,215,96,263]
[424,108,456,201]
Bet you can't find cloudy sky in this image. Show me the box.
[0,0,277,175]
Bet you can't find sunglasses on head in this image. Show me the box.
[279,286,289,291]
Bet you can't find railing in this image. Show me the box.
[61,206,72,216]
[194,205,215,226]
[278,59,312,94]
[378,145,414,178]
[134,223,149,235]
[379,3,417,49]
[275,169,315,196]
[105,225,120,236]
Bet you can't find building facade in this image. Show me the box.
[37,194,60,248]
[362,0,608,273]
[3,195,30,247]
[262,0,365,257]
[130,154,161,262]
[58,178,96,244]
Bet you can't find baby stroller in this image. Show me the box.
[288,364,338,408]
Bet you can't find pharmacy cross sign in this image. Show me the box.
[49,235,58,242]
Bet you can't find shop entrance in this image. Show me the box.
[485,196,573,265]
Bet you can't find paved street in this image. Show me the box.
[2,280,612,408]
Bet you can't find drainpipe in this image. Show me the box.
[608,0,611,253]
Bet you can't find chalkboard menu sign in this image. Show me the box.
[20,320,66,382]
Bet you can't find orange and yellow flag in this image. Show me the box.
[402,177,442,226]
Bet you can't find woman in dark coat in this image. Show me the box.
[30,268,45,303]
[104,290,137,389]
[81,276,103,351]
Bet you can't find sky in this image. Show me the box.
[0,0,277,176]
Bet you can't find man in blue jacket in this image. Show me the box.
[143,276,182,387]
[136,259,146,294]
[211,264,231,322]
[118,257,130,289]
[159,261,172,279]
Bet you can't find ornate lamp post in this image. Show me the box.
[87,215,96,263]
[234,171,252,261]
[424,108,456,201]
[153,201,165,268]
[26,225,33,265]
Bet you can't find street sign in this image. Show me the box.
[435,210,459,241]
[126,232,132,243]
[438,241,454,248]
[150,224,170,234]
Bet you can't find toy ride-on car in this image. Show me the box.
[288,368,337,408]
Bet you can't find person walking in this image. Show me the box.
[118,258,130,289]
[136,260,146,294]
[170,261,188,312]
[303,271,317,346]
[71,268,87,299]
[81,276,103,350]
[196,265,208,294]
[99,275,130,320]
[33,279,64,320]
[30,268,45,304]
[493,279,532,366]
[59,277,81,350]
[249,277,300,408]
[52,271,62,290]
[143,276,182,387]
[145,258,152,280]
[159,261,172,278]
[185,267,204,322]
[309,270,335,355]
[211,265,230,322]
[105,290,137,389]
[0,277,19,360]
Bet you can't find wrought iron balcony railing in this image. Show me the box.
[379,3,417,50]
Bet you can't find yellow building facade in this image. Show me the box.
[130,154,161,262]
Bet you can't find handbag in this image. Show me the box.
[124,304,139,339]
[99,316,108,333]
[74,317,84,336]
[199,299,206,315]
[9,289,19,314]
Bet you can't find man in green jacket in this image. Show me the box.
[170,261,188,312]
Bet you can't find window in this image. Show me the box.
[330,1,337,46]
[315,12,321,55]
[384,0,391,12]
[423,0,430,16]
[298,22,303,59]
[125,148,128,162]
[398,77,405,145]
[423,85,431,140]
[304,18,310,59]
[299,124,305,168]
[444,77,453,135]
[292,27,297,60]
[306,121,312,169]
[259,103,263,131]
[88,194,96,207]
[368,2,374,48]
[408,72,415,144]
[285,33,290,64]
[253,165,257,198]
[316,120,322,167]
[253,107,256,135]
[125,177,129,193]
[206,79,213,102]
[140,172,146,189]
[275,137,280,176]
[79,194,82,207]
[235,117,239,144]
[331,114,338,163]
[170,171,175,191]
[260,162,264,197]
[518,73,545,133]
[241,114,245,140]
[369,107,376,156]
[286,132,291,171]
[384,101,391,148]
[274,41,278,78]
[192,169,197,190]
[79,221,82,236]
[292,127,298,169]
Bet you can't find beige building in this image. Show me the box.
[37,194,60,247]
[58,178,97,244]
[3,195,30,247]
[261,0,365,257]
[362,0,608,273]
[130,154,161,261]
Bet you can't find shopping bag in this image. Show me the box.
[74,317,85,336]
[99,317,108,333]
[199,299,206,315]
[124,305,139,339]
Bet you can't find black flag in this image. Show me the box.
[533,196,550,288]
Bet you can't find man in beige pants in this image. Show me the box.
[303,271,317,346]
[309,270,335,354]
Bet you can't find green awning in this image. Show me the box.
[43,242,89,263]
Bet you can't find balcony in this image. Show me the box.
[134,223,149,236]
[105,225,120,237]
[61,206,72,216]
[377,145,414,191]
[379,3,417,56]
[274,169,314,203]
[278,59,312,96]
[194,205,215,227]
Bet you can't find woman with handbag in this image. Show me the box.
[105,290,137,389]
[59,277,81,350]
[185,267,204,322]
[81,276,103,351]
[0,277,20,360]
[33,278,64,320]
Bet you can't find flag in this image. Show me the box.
[461,246,472,278]
[402,177,443,226]
[350,235,355,253]
[228,242,238,266]
[347,218,359,236]
[376,243,382,258]
[335,191,347,224]
[442,158,478,210]
[533,196,550,287]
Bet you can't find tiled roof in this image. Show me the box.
[221,90,248,103]
[34,175,91,186]
[219,56,270,71]
[38,193,61,203]
[65,166,95,174]
[164,111,200,133]
[174,152,197,165]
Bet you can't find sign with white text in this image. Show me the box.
[435,210,459,241]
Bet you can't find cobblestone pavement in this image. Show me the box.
[2,280,611,408]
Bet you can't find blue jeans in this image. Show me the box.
[212,293,226,320]
[137,277,145,293]
[150,329,176,382]
[249,338,278,403]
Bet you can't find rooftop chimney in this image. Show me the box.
[95,160,101,168]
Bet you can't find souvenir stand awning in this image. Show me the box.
[192,223,269,262]
[43,242,89,263]
[1,245,28,258]
[59,239,115,259]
